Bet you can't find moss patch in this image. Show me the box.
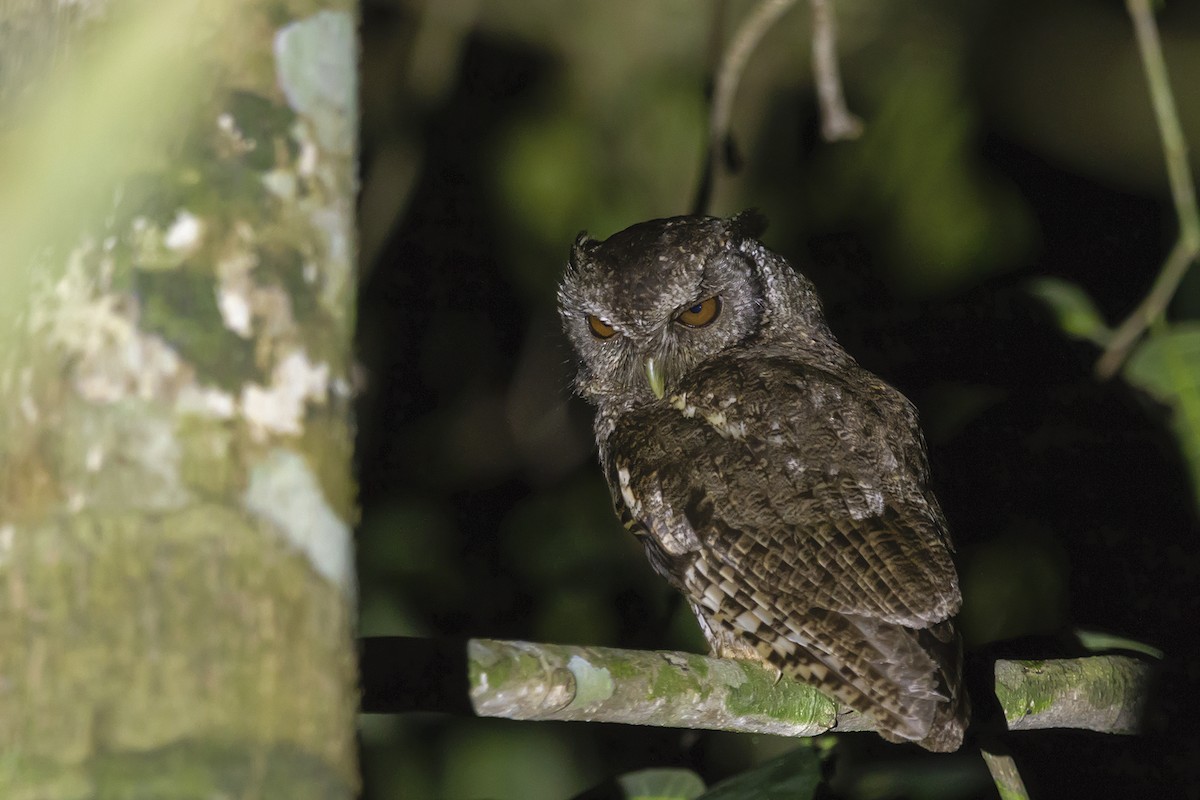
[0,506,357,796]
[725,665,836,726]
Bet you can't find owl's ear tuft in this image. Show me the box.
[728,209,768,242]
[571,231,599,266]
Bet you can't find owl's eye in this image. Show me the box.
[587,314,617,339]
[676,296,721,328]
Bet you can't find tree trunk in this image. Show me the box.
[0,2,360,796]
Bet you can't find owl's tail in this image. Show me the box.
[741,607,969,752]
[691,560,970,751]
[877,620,969,752]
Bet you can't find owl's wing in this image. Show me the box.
[605,356,964,747]
[623,355,962,624]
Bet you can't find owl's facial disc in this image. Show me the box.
[558,216,777,406]
[586,294,724,399]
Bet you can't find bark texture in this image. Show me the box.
[0,2,360,797]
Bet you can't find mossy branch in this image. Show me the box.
[994,656,1149,734]
[362,637,1153,740]
[468,638,855,737]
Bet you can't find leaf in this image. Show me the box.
[1123,324,1200,401]
[1124,324,1200,506]
[1075,628,1164,659]
[1027,278,1111,345]
[697,747,823,800]
[617,768,706,800]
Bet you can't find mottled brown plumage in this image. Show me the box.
[558,213,968,751]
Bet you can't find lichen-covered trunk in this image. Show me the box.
[0,2,360,797]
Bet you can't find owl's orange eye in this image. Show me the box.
[676,296,721,328]
[587,314,617,339]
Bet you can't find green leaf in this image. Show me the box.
[1124,324,1200,401]
[697,747,823,800]
[1075,628,1164,659]
[1124,324,1200,507]
[1027,278,1111,345]
[617,768,706,800]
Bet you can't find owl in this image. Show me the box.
[557,212,968,752]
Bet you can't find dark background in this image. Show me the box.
[354,1,1200,797]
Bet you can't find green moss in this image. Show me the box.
[650,661,701,698]
[271,241,319,319]
[137,267,257,390]
[299,412,356,520]
[725,666,835,725]
[470,642,514,691]
[1081,657,1136,710]
[0,755,91,800]
[603,654,640,681]
[995,661,1057,719]
[467,658,482,689]
[0,506,358,795]
[225,90,298,171]
[177,416,238,497]
[994,786,1028,800]
[685,653,710,679]
[90,740,353,799]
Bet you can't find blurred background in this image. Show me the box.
[354,0,1200,797]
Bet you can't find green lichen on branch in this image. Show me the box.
[994,656,1151,734]
[469,638,839,737]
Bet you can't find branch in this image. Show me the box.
[467,637,858,737]
[696,0,861,214]
[362,637,1153,740]
[1096,0,1200,379]
[994,656,1149,734]
[981,750,1031,800]
[698,0,799,216]
[808,0,863,142]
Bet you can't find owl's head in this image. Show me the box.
[558,212,834,406]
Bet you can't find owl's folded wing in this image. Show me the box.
[626,356,962,629]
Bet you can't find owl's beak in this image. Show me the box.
[644,356,665,399]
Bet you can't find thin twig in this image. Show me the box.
[707,0,800,172]
[698,0,799,215]
[696,0,863,214]
[1097,0,1200,379]
[1126,0,1200,247]
[809,0,862,141]
[981,750,1032,800]
[1097,237,1195,378]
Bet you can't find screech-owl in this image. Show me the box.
[557,212,968,752]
